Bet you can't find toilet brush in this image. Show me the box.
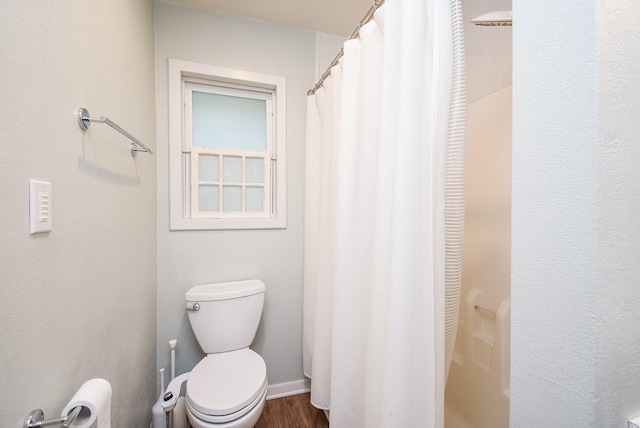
[151,368,166,428]
[168,339,189,428]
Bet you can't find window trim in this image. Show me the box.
[168,59,287,230]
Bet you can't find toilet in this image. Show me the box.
[184,279,267,428]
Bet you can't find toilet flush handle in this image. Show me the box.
[186,303,200,312]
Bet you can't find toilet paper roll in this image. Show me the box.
[62,378,112,428]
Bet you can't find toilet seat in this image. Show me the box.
[186,381,267,425]
[186,348,267,422]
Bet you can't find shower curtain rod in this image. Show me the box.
[308,0,385,96]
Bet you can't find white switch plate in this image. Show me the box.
[629,416,640,428]
[29,179,52,234]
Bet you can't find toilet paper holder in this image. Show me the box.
[23,406,82,428]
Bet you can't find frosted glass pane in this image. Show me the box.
[245,157,264,183]
[223,156,242,182]
[246,187,264,212]
[223,186,242,211]
[199,154,219,182]
[192,91,267,150]
[199,185,219,211]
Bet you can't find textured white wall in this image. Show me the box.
[512,0,640,426]
[512,1,598,425]
[0,1,157,427]
[154,2,315,386]
[594,1,640,425]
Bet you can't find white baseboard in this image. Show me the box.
[266,378,311,400]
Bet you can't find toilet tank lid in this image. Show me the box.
[186,279,265,301]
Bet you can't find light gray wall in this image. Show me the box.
[512,0,640,426]
[0,1,157,427]
[154,1,315,385]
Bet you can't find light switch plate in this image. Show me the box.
[29,179,52,234]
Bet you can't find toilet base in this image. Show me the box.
[186,387,267,428]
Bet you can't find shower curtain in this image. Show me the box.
[303,0,465,426]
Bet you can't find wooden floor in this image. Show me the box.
[255,393,329,428]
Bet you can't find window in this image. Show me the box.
[168,59,287,230]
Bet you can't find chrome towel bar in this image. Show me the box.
[77,107,153,158]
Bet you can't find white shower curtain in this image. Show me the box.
[303,0,463,426]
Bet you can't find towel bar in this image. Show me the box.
[77,107,153,158]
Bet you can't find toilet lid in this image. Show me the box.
[187,348,267,416]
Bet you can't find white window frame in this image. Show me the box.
[185,82,273,219]
[168,59,287,230]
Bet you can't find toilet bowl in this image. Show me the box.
[184,280,267,428]
[185,349,267,428]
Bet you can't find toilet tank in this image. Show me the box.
[185,279,265,354]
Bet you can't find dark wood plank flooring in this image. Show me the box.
[255,393,329,428]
